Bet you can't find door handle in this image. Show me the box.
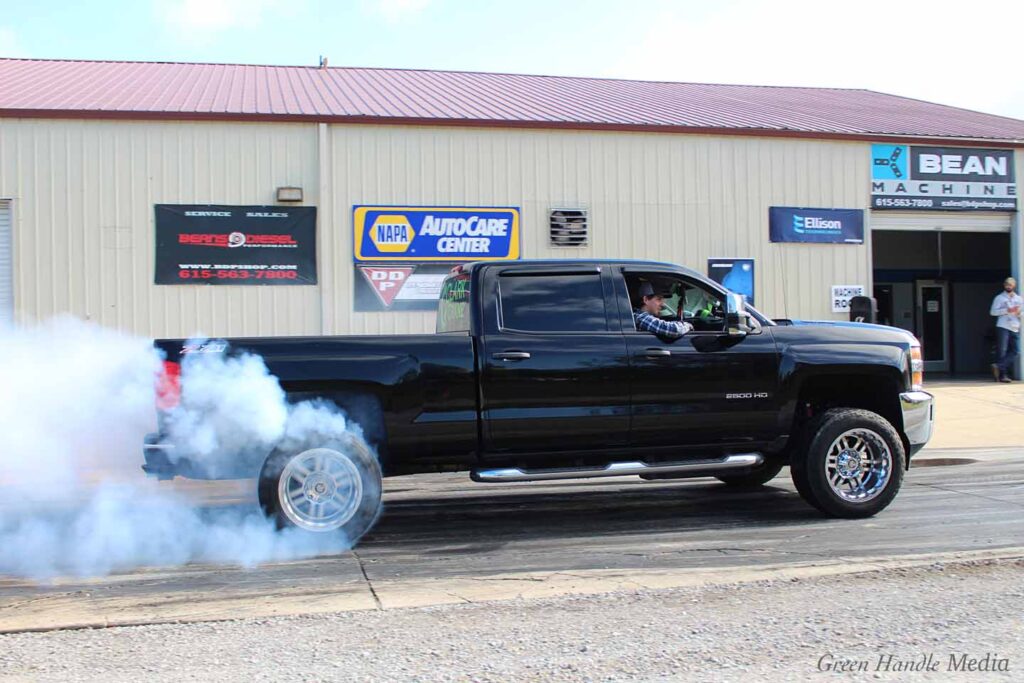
[492,351,531,361]
[643,348,671,357]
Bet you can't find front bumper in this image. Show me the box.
[900,390,934,456]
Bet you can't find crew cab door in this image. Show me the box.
[619,270,780,450]
[478,265,630,459]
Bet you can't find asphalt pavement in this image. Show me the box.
[2,448,1022,633]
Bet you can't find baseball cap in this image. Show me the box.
[639,282,669,298]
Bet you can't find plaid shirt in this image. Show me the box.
[633,310,693,338]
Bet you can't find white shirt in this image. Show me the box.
[990,291,1023,333]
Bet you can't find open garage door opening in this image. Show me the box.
[873,228,1011,377]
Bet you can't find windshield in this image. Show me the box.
[744,303,775,326]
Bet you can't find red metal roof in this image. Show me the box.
[2,58,1024,143]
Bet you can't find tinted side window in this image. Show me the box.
[499,274,608,332]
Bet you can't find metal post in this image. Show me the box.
[1013,151,1023,380]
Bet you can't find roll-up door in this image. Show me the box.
[869,211,1011,233]
[0,200,12,326]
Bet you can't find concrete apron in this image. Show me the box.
[921,381,1024,451]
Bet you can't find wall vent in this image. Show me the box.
[549,209,588,247]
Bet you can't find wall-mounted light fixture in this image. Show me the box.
[276,186,304,202]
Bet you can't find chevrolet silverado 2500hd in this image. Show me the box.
[144,260,934,541]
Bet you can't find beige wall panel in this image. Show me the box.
[0,119,321,338]
[1,119,873,338]
[328,125,871,334]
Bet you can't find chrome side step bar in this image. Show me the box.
[470,453,764,483]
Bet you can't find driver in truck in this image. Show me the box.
[633,281,694,339]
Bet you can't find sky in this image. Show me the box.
[1,0,1022,121]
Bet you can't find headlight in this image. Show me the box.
[910,345,924,391]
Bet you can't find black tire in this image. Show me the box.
[790,408,905,518]
[716,458,785,487]
[258,431,382,544]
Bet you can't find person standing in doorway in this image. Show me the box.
[990,277,1022,383]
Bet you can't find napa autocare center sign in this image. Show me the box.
[353,206,521,262]
[352,206,521,312]
[155,205,317,285]
[769,207,864,244]
[871,145,1017,211]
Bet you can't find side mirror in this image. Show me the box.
[725,293,760,337]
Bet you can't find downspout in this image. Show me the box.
[318,122,331,335]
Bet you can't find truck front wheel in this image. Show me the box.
[258,433,382,543]
[791,408,905,518]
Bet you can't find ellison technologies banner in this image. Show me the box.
[155,205,317,285]
[871,144,1016,211]
[353,206,521,262]
[769,207,864,244]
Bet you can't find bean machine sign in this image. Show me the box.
[352,206,521,312]
[155,205,317,285]
[871,145,1017,211]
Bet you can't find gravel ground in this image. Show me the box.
[1,559,1022,682]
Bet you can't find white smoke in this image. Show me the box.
[163,344,291,478]
[0,317,368,580]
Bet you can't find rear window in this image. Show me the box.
[436,273,472,333]
[498,273,608,332]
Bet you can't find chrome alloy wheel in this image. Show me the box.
[824,428,892,503]
[277,448,363,531]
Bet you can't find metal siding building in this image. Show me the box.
[1,119,870,336]
[1,59,1022,372]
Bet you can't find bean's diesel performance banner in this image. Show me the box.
[707,258,755,305]
[155,205,317,285]
[769,207,864,244]
[353,206,521,262]
[871,145,1017,211]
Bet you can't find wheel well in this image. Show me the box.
[280,388,388,469]
[792,373,906,456]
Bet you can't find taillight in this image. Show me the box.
[910,346,924,391]
[156,360,181,410]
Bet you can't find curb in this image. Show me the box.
[2,546,1023,635]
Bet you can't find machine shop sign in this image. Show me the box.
[769,207,864,244]
[155,205,317,285]
[353,206,521,262]
[871,145,1017,211]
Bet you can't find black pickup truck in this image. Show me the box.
[144,259,934,542]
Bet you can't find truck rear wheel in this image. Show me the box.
[258,433,382,543]
[715,459,785,488]
[791,408,904,518]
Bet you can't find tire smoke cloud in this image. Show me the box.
[0,318,361,580]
